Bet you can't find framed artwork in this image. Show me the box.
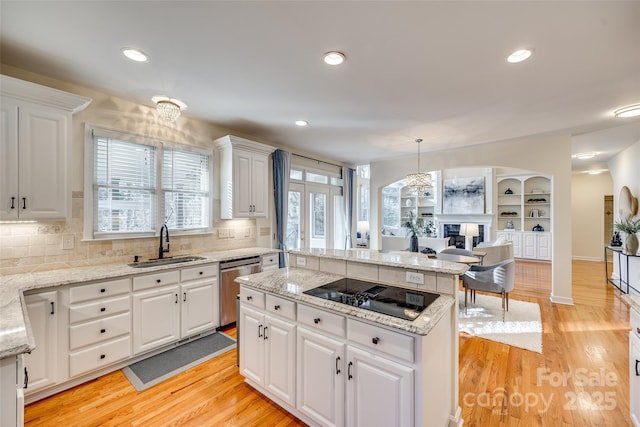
[443,176,485,214]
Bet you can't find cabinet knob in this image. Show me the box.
[156,279,161,283]
[372,337,380,345]
[100,288,106,293]
[100,354,106,360]
[314,317,321,324]
[274,305,280,310]
[246,295,253,301]
[199,271,203,275]
[100,307,106,312]
[100,328,106,334]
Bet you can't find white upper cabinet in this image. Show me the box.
[0,75,91,220]
[214,135,274,219]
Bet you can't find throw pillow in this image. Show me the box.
[493,236,507,246]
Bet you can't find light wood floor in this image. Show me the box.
[25,260,632,426]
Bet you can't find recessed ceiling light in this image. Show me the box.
[614,104,640,118]
[122,48,148,62]
[295,120,308,127]
[507,49,533,64]
[587,170,605,175]
[323,51,346,65]
[572,152,597,160]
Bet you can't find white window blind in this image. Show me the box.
[162,148,210,230]
[93,137,157,235]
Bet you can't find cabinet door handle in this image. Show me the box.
[246,295,253,301]
[258,324,263,338]
[50,302,55,315]
[100,328,106,334]
[263,326,268,340]
[335,356,341,375]
[348,361,353,380]
[183,292,187,302]
[274,305,280,310]
[313,317,321,324]
[22,197,26,209]
[372,337,380,345]
[175,293,178,304]
[636,360,639,376]
[637,327,640,335]
[24,367,29,389]
[10,197,15,209]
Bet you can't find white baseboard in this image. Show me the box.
[550,294,574,305]
[572,255,604,262]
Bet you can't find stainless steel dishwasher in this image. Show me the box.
[220,256,261,328]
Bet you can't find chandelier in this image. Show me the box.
[406,138,432,193]
[152,96,187,123]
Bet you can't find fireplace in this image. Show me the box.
[443,224,485,249]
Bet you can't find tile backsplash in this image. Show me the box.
[0,193,259,276]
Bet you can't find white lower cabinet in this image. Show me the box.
[24,291,59,394]
[133,284,181,355]
[346,346,414,427]
[630,335,640,427]
[297,327,345,427]
[0,355,24,427]
[180,278,218,337]
[240,293,296,407]
[522,232,552,260]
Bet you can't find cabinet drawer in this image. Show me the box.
[632,307,640,342]
[348,318,414,363]
[262,254,279,268]
[69,335,131,378]
[69,278,131,304]
[181,264,218,282]
[347,261,378,281]
[69,311,131,350]
[298,304,345,338]
[69,295,130,324]
[240,286,265,309]
[133,270,180,291]
[265,294,296,320]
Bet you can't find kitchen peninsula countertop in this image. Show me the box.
[0,247,278,359]
[236,266,456,336]
[288,248,469,275]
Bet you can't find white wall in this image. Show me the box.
[608,140,640,221]
[571,172,613,261]
[371,135,574,304]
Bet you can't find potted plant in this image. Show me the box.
[403,211,424,252]
[614,217,640,254]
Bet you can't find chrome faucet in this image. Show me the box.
[159,224,170,259]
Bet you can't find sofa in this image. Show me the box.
[381,235,454,253]
[475,239,514,265]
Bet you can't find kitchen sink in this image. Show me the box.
[128,255,206,268]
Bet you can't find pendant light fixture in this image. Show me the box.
[406,138,432,193]
[152,96,187,123]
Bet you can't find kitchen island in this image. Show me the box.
[236,249,466,427]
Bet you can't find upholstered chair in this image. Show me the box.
[462,259,515,320]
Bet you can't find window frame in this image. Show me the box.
[84,124,213,240]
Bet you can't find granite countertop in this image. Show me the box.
[236,267,455,336]
[0,247,279,359]
[623,294,640,313]
[289,248,470,275]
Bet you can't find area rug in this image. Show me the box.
[458,292,543,353]
[122,332,236,391]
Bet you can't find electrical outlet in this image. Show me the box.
[296,256,307,266]
[62,234,74,250]
[406,271,424,285]
[218,229,229,238]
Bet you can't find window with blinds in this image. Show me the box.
[162,148,210,230]
[87,126,213,240]
[93,137,157,235]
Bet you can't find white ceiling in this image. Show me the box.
[2,1,640,172]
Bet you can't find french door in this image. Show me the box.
[287,183,344,251]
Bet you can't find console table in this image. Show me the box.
[605,246,640,294]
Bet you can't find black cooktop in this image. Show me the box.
[303,278,439,321]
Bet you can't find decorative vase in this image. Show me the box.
[410,234,419,252]
[626,233,639,255]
